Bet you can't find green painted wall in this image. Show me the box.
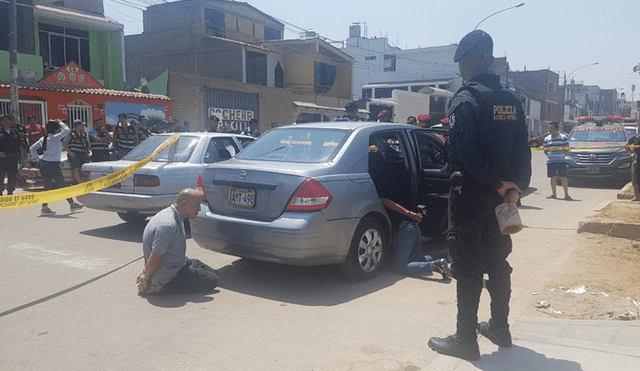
[0,50,43,82]
[89,30,125,90]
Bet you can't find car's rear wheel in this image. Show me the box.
[530,141,540,148]
[341,217,387,281]
[117,212,147,224]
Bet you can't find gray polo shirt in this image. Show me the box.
[142,205,188,286]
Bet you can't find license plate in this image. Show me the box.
[586,166,600,174]
[229,187,255,207]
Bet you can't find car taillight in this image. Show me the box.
[286,179,333,211]
[196,172,207,200]
[134,175,160,187]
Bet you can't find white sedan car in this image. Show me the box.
[78,132,254,223]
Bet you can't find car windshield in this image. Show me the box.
[568,126,626,142]
[122,135,199,162]
[625,127,637,139]
[235,127,349,163]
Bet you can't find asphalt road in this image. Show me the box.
[0,151,633,371]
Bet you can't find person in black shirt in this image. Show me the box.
[0,114,23,195]
[427,30,531,361]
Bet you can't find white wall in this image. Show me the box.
[342,36,460,100]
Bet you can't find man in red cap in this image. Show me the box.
[417,114,431,127]
[377,110,393,123]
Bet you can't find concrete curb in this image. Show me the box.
[578,221,640,240]
[618,182,634,199]
[577,183,640,240]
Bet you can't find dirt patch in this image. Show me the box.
[586,200,640,224]
[534,201,640,320]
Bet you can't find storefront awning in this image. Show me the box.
[0,81,171,101]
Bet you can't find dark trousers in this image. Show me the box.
[448,182,513,338]
[160,259,219,294]
[0,155,19,194]
[91,150,111,162]
[40,160,73,206]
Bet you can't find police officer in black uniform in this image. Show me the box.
[427,30,531,361]
[137,115,151,141]
[0,113,24,195]
[337,102,362,121]
[113,113,139,159]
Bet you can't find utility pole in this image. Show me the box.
[9,0,19,124]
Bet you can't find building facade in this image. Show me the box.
[341,23,461,101]
[125,0,355,130]
[0,0,152,125]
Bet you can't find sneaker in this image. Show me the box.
[478,321,512,347]
[433,258,451,279]
[564,195,573,201]
[41,207,56,216]
[70,202,84,212]
[428,334,480,361]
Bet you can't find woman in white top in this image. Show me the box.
[29,120,84,215]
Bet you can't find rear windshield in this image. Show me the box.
[568,126,626,142]
[235,127,349,163]
[123,135,199,162]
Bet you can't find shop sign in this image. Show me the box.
[208,107,255,132]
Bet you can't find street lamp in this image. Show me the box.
[565,62,600,84]
[474,3,525,30]
[562,62,599,128]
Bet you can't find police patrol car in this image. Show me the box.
[565,116,631,182]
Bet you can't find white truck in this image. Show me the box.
[366,88,454,123]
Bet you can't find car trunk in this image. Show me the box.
[83,161,138,194]
[201,162,309,221]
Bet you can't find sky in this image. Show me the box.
[104,0,640,101]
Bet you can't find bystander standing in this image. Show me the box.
[29,120,84,215]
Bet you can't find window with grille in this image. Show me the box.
[39,23,90,71]
[67,100,93,129]
[314,63,336,94]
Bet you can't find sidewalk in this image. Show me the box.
[422,316,640,370]
[420,183,640,370]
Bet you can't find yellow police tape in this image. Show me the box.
[0,133,181,211]
[531,145,640,151]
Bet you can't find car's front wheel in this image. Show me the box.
[341,217,387,281]
[117,212,147,224]
[530,141,540,148]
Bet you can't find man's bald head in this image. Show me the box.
[174,188,202,219]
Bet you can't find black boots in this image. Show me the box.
[428,322,512,361]
[428,334,480,361]
[478,321,512,347]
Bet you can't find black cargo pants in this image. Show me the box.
[447,181,513,338]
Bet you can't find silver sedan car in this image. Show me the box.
[78,132,254,223]
[191,122,450,280]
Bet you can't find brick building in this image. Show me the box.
[125,0,355,131]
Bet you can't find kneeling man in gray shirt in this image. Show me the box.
[137,188,219,295]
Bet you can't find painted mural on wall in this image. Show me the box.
[105,101,166,128]
[124,70,169,95]
[208,107,255,132]
[39,62,103,89]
